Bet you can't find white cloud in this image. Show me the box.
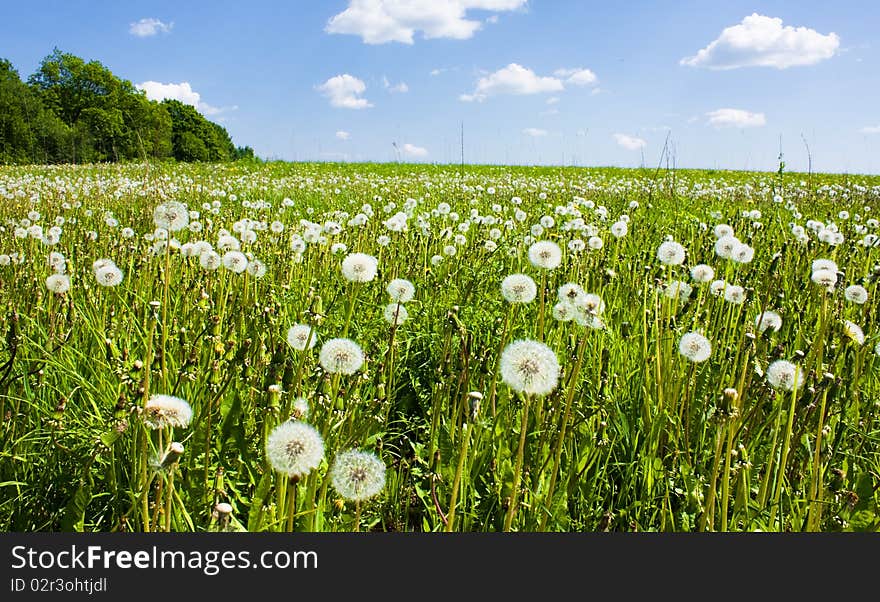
[316,74,373,109]
[681,13,840,69]
[539,109,559,116]
[706,108,766,128]
[553,67,598,86]
[129,18,173,37]
[402,143,428,157]
[523,128,548,137]
[136,81,235,116]
[860,125,880,134]
[336,130,351,140]
[614,133,646,151]
[383,76,409,93]
[546,96,560,105]
[326,0,527,45]
[460,63,564,102]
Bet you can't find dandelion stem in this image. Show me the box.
[503,393,531,532]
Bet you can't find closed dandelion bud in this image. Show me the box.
[160,442,185,468]
[377,383,386,399]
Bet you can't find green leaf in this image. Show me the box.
[60,480,92,532]
[247,471,273,532]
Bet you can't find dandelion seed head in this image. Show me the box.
[386,278,415,303]
[528,240,562,269]
[766,360,804,391]
[844,284,868,305]
[690,264,715,283]
[755,311,782,333]
[330,449,386,502]
[657,240,686,265]
[265,421,324,478]
[501,273,537,303]
[143,394,193,430]
[286,324,317,351]
[341,252,378,283]
[499,339,560,397]
[45,273,70,294]
[383,303,409,326]
[678,332,712,363]
[319,338,365,375]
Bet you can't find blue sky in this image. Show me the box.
[2,1,878,173]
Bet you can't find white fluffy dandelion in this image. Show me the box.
[501,274,537,303]
[499,339,560,397]
[286,324,317,351]
[657,240,686,266]
[386,278,415,303]
[383,303,409,326]
[844,284,868,305]
[690,264,715,283]
[45,273,70,294]
[143,394,193,430]
[153,201,189,232]
[843,320,865,345]
[663,280,693,302]
[723,284,746,304]
[755,311,783,333]
[330,449,386,502]
[528,240,563,269]
[678,332,712,363]
[341,252,378,283]
[222,250,249,274]
[95,263,123,287]
[766,360,804,391]
[552,302,576,322]
[319,338,365,375]
[811,268,837,291]
[557,283,587,306]
[265,421,324,479]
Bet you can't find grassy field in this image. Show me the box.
[1,161,879,532]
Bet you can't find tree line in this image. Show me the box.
[0,49,255,165]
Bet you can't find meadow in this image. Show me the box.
[1,161,879,532]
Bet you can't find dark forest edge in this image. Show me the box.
[0,49,256,165]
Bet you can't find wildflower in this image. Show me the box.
[844,284,868,305]
[812,259,838,273]
[588,236,604,250]
[265,421,324,479]
[341,252,378,283]
[319,338,365,375]
[95,263,123,287]
[386,278,415,303]
[246,258,267,278]
[45,273,70,294]
[810,269,837,291]
[558,283,587,306]
[610,221,628,238]
[723,284,746,304]
[755,311,782,333]
[766,360,804,391]
[843,320,865,345]
[143,394,193,429]
[552,302,576,321]
[222,250,249,273]
[690,264,715,283]
[678,332,712,363]
[528,240,562,269]
[501,274,537,303]
[732,243,755,264]
[663,280,693,302]
[330,449,386,502]
[580,293,605,316]
[291,397,310,420]
[383,303,409,326]
[714,235,739,259]
[286,324,317,351]
[709,280,727,296]
[499,339,560,397]
[657,240,686,265]
[153,201,189,231]
[199,251,222,270]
